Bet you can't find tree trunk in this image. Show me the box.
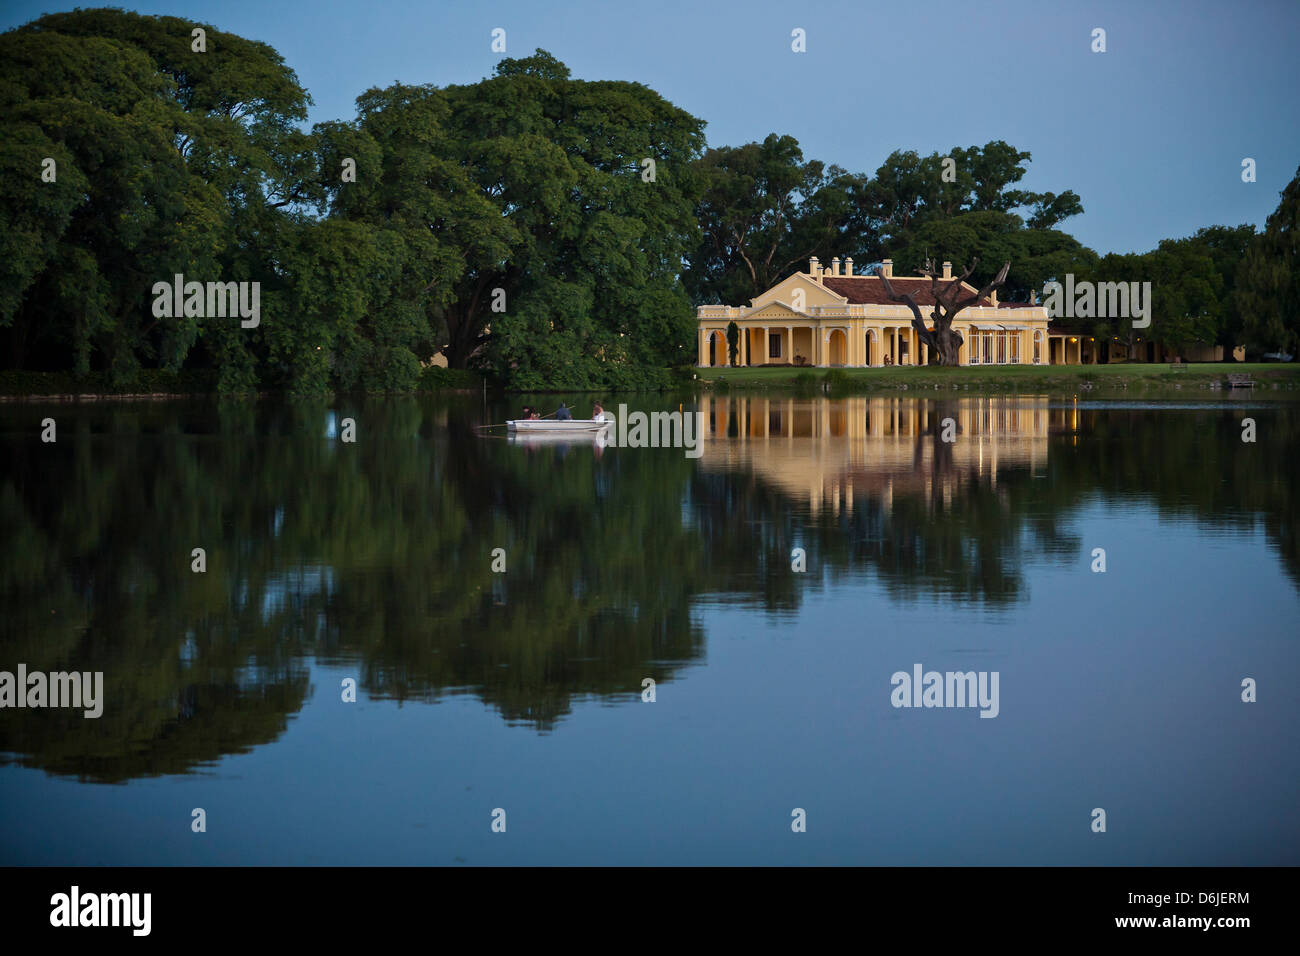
[442,306,484,368]
[879,258,1010,368]
[925,325,963,366]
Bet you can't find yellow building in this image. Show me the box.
[697,257,1055,368]
[1043,328,1244,365]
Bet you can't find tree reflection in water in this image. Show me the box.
[1,394,1295,780]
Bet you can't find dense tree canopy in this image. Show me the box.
[889,210,1097,304]
[431,51,706,388]
[865,141,1084,247]
[320,49,710,388]
[0,9,1293,389]
[685,138,1086,308]
[683,133,871,306]
[1237,165,1300,354]
[0,9,329,390]
[0,14,707,390]
[1057,225,1256,358]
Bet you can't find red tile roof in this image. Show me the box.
[820,275,994,308]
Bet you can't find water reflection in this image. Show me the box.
[694,395,1067,609]
[0,395,1296,782]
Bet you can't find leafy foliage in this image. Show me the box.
[0,15,703,392]
[1238,166,1300,353]
[1,10,1292,386]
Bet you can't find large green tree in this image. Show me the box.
[1068,225,1256,360]
[866,141,1083,252]
[1237,165,1300,354]
[332,51,706,387]
[683,133,871,305]
[0,10,326,389]
[890,210,1097,303]
[313,83,503,389]
[459,52,706,387]
[686,138,1085,309]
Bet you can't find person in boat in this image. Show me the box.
[592,402,606,422]
[521,405,533,420]
[529,408,540,419]
[555,402,572,421]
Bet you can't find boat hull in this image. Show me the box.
[506,419,610,434]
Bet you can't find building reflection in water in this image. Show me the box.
[696,394,1063,513]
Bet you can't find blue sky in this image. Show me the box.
[5,0,1298,254]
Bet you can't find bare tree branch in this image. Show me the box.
[874,258,1012,365]
[954,260,1010,310]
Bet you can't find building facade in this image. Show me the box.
[697,257,1054,368]
[696,256,1246,368]
[698,254,1246,367]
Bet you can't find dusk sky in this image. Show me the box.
[5,0,1298,255]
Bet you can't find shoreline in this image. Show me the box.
[1,363,1297,401]
[698,362,1300,393]
[0,389,485,403]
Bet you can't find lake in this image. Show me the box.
[1,392,1297,865]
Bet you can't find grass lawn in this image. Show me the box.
[697,362,1300,393]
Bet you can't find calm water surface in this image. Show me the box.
[1,393,1297,864]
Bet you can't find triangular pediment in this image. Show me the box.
[749,272,847,311]
[747,300,808,319]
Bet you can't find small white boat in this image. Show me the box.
[506,418,611,434]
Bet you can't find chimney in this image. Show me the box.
[809,256,820,278]
[831,257,841,277]
[844,257,854,276]
[881,259,893,278]
[990,289,999,307]
[941,261,952,280]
